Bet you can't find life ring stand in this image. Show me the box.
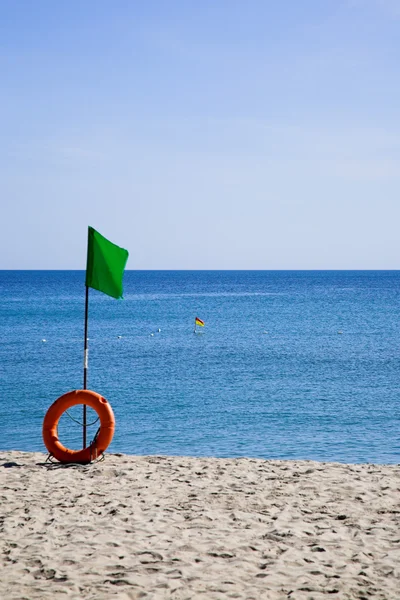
[42,389,115,464]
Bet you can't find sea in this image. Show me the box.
[0,270,399,464]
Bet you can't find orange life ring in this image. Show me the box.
[42,389,115,463]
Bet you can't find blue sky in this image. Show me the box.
[1,0,399,269]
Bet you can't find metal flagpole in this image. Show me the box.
[193,317,196,333]
[83,285,89,448]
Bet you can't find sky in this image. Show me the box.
[1,0,399,269]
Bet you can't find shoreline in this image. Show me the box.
[1,450,399,599]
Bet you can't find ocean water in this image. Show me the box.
[0,270,399,464]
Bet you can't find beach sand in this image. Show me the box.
[1,451,399,599]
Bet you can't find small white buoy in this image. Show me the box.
[157,328,161,333]
[41,339,47,343]
[263,331,268,334]
[338,330,343,335]
[117,335,122,339]
[150,333,154,337]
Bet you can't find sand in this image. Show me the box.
[0,451,399,599]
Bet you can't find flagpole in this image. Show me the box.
[82,226,129,449]
[193,317,196,334]
[83,284,89,448]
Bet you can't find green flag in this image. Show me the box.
[85,226,129,299]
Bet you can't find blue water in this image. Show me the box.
[0,270,399,464]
